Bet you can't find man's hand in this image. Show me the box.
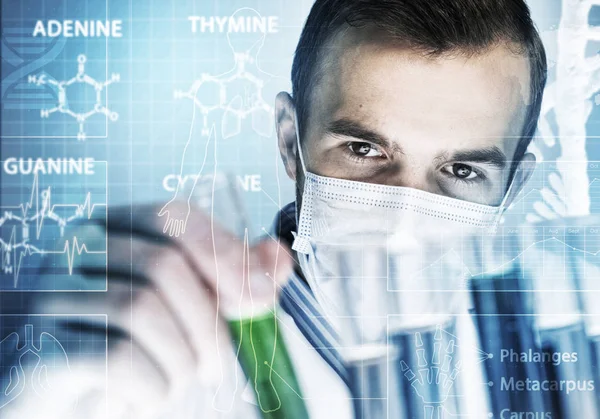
[17,202,293,418]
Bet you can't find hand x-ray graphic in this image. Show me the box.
[0,324,71,410]
[400,325,461,419]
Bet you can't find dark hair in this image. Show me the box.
[291,0,547,164]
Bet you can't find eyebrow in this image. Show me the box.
[326,118,404,154]
[440,147,507,169]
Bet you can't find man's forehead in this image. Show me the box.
[309,28,531,145]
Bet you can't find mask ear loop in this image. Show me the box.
[294,110,307,176]
[292,110,313,254]
[493,164,523,229]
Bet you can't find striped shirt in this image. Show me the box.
[272,202,348,384]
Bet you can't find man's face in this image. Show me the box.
[277,31,533,207]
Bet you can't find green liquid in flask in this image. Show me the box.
[228,310,309,419]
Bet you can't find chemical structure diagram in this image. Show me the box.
[174,51,274,139]
[160,7,277,238]
[27,54,120,141]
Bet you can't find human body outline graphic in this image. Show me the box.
[160,7,282,237]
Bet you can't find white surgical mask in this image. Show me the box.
[290,113,520,337]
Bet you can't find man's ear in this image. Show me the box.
[275,91,298,180]
[503,152,536,207]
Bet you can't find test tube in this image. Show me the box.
[192,172,309,419]
[555,215,600,415]
[469,228,551,416]
[470,268,551,415]
[523,220,598,418]
[388,245,464,419]
[334,245,402,419]
[333,242,466,419]
[228,312,308,419]
[470,221,599,418]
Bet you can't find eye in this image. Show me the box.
[442,163,478,180]
[347,142,383,158]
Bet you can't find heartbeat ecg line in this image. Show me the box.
[510,177,600,208]
[398,233,600,291]
[0,172,107,288]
